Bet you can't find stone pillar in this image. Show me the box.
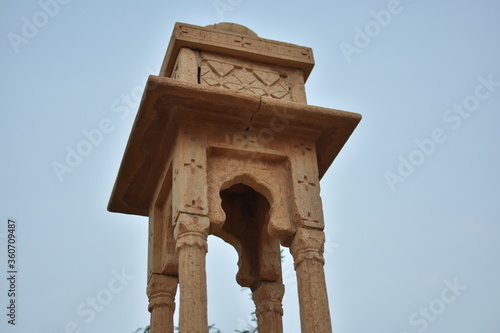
[252,281,285,333]
[290,228,332,333]
[174,213,209,333]
[147,274,178,333]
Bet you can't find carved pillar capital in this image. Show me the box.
[174,213,209,332]
[147,274,178,312]
[174,213,210,252]
[290,228,332,332]
[290,228,325,269]
[147,274,178,333]
[253,281,285,316]
[252,281,285,333]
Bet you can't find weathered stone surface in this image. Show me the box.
[108,22,361,333]
[199,51,305,102]
[147,274,177,333]
[107,77,361,217]
[159,22,315,80]
[253,281,285,333]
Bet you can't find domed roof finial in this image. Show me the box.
[205,22,259,37]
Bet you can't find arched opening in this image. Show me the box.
[214,183,281,291]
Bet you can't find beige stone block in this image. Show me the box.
[170,47,200,83]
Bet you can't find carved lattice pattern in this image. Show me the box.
[200,60,290,100]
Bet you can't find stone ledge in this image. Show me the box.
[159,22,315,80]
[108,76,361,216]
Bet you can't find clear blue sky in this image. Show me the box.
[1,0,499,332]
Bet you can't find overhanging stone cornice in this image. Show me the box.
[108,75,361,216]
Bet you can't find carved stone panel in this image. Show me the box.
[199,52,294,101]
[289,140,325,229]
[172,127,208,221]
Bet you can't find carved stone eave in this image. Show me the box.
[160,22,315,80]
[107,75,361,216]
